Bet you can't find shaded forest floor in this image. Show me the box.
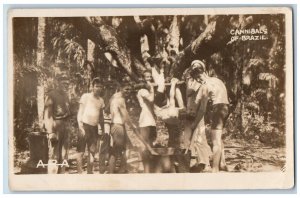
[14,134,286,174]
[14,114,286,174]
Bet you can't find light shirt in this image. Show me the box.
[137,89,156,127]
[196,77,229,105]
[80,93,105,126]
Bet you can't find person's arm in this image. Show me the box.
[99,101,105,134]
[77,95,86,134]
[152,67,165,93]
[118,98,135,129]
[44,96,54,134]
[140,85,154,103]
[169,78,179,107]
[191,86,209,130]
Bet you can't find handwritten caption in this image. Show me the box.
[230,28,268,42]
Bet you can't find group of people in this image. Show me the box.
[43,59,230,174]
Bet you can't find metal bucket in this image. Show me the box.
[28,132,48,163]
[21,132,48,174]
[150,147,176,173]
[150,147,191,173]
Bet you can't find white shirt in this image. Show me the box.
[80,93,105,126]
[137,89,156,127]
[195,77,229,105]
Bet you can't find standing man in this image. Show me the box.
[44,73,71,174]
[182,60,212,172]
[136,70,156,173]
[109,83,136,173]
[77,77,105,174]
[190,61,229,173]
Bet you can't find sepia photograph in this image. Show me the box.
[8,7,294,190]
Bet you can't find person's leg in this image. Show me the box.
[169,84,176,108]
[219,142,228,171]
[165,123,181,148]
[87,151,94,174]
[149,126,157,145]
[191,118,212,172]
[117,125,127,173]
[77,125,87,174]
[87,125,99,174]
[182,120,193,151]
[152,67,165,93]
[60,122,69,174]
[109,124,126,173]
[76,152,85,173]
[139,127,153,173]
[99,133,110,173]
[108,152,116,173]
[139,126,151,145]
[211,104,228,172]
[47,120,60,174]
[108,124,117,173]
[165,123,183,173]
[211,129,222,172]
[47,134,59,174]
[175,87,185,109]
[219,104,229,171]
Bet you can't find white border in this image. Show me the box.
[7,7,294,191]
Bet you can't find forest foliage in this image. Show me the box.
[13,14,286,150]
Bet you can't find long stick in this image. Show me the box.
[155,81,185,86]
[130,127,159,155]
[133,81,185,90]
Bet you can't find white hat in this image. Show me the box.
[190,60,206,74]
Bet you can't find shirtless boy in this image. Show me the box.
[109,83,136,173]
[190,61,229,173]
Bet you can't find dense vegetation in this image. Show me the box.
[13,14,286,151]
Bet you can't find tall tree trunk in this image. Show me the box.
[167,15,180,55]
[85,17,142,81]
[204,15,209,25]
[73,16,232,80]
[86,39,96,91]
[87,39,96,64]
[71,17,149,81]
[171,16,231,78]
[36,17,46,129]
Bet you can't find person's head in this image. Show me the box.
[142,69,152,83]
[120,83,132,97]
[190,60,207,83]
[91,77,104,96]
[56,73,70,92]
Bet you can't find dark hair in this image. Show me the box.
[143,69,152,75]
[56,73,69,82]
[121,81,132,88]
[92,77,102,86]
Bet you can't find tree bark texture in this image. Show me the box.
[37,17,46,128]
